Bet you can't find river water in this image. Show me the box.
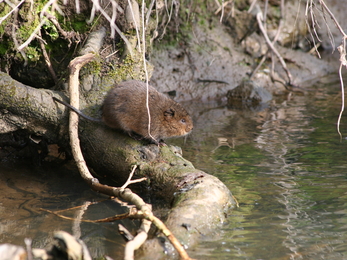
[1,75,347,259]
[182,75,347,260]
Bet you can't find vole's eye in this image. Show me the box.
[181,119,186,123]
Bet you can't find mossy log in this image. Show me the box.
[0,71,235,258]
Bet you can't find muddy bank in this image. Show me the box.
[150,0,342,102]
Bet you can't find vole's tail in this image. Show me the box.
[53,97,101,122]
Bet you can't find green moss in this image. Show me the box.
[107,53,150,83]
[71,19,89,33]
[17,1,42,41]
[42,20,59,40]
[83,59,102,76]
[59,12,92,34]
[0,42,9,55]
[25,46,40,62]
[0,4,11,36]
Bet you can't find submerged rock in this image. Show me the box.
[226,80,272,109]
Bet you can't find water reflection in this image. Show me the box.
[180,76,347,259]
[0,162,134,258]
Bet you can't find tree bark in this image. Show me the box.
[0,72,64,140]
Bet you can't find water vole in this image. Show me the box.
[54,80,193,144]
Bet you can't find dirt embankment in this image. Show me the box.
[150,0,343,104]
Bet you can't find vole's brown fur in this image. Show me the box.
[54,80,193,144]
[102,80,193,144]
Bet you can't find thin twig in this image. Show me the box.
[337,44,347,140]
[248,0,258,13]
[249,55,266,79]
[256,10,293,85]
[127,0,141,50]
[121,165,147,189]
[44,12,77,45]
[220,0,224,23]
[314,0,347,139]
[319,0,347,37]
[304,0,321,58]
[38,30,58,84]
[149,214,193,260]
[142,0,157,143]
[110,0,118,38]
[105,50,119,59]
[309,1,322,43]
[263,0,268,27]
[86,2,96,24]
[0,0,25,24]
[40,208,135,222]
[124,215,152,260]
[11,8,28,65]
[250,5,284,80]
[319,1,335,50]
[159,0,174,40]
[90,0,134,56]
[68,53,96,183]
[52,200,102,213]
[18,19,47,51]
[145,0,156,26]
[214,0,233,21]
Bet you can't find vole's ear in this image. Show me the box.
[164,109,175,118]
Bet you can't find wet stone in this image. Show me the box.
[226,80,272,109]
